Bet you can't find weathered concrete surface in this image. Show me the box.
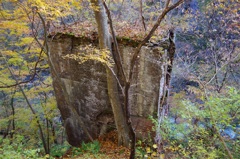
[48,33,164,146]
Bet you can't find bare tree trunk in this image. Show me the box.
[90,0,131,147]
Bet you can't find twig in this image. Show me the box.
[140,0,146,31]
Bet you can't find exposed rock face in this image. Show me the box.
[47,34,167,146]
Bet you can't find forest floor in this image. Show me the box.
[61,131,131,159]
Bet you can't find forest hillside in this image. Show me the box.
[0,0,239,158]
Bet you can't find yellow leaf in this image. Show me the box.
[151,151,157,157]
[146,147,151,153]
[153,144,158,149]
[160,154,165,159]
[45,154,50,158]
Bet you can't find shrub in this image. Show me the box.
[158,87,240,159]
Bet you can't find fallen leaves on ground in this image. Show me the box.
[61,131,130,159]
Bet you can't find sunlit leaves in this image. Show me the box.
[63,45,114,67]
[26,0,83,21]
[0,21,29,35]
[17,37,34,47]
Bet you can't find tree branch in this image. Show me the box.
[0,49,44,88]
[128,0,184,82]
